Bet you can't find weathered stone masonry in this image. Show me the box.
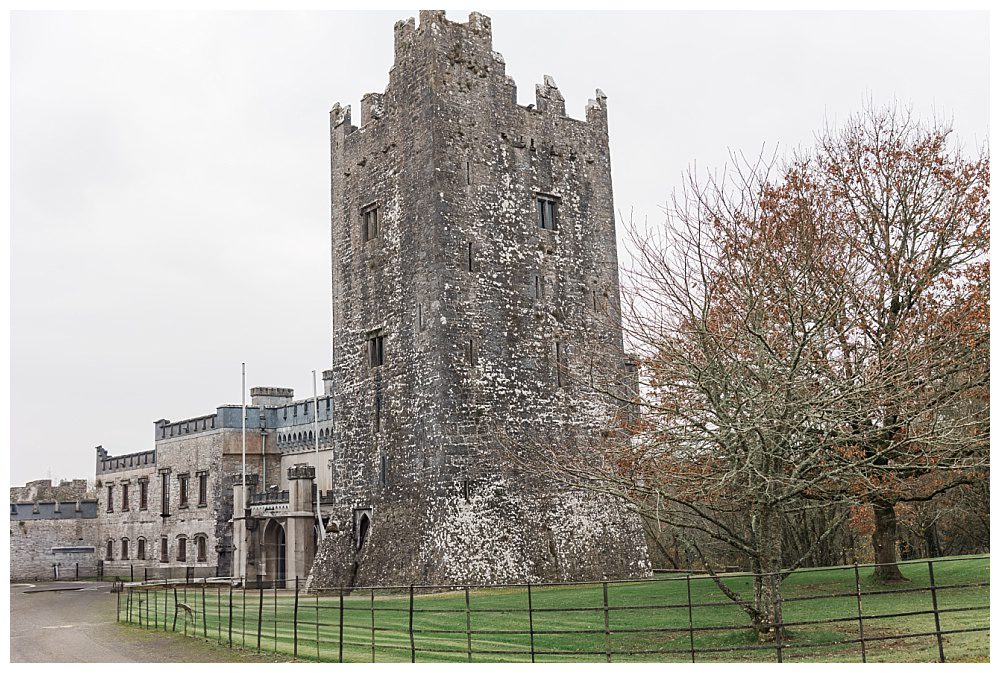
[312,10,650,588]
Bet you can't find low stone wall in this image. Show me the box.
[10,518,99,581]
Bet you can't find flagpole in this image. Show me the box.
[313,370,326,540]
[240,362,247,583]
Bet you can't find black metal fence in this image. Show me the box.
[117,555,989,663]
[51,562,219,583]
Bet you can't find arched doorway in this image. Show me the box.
[261,520,287,588]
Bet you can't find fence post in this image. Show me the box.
[773,573,783,663]
[465,586,473,663]
[686,574,696,663]
[293,577,300,659]
[228,583,233,647]
[853,562,867,662]
[339,589,345,663]
[408,584,416,663]
[371,588,376,663]
[256,577,264,651]
[172,586,179,631]
[602,582,612,663]
[526,583,535,664]
[927,560,946,663]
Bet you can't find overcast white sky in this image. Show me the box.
[9,10,989,485]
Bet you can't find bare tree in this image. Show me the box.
[506,105,988,637]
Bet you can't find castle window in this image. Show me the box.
[368,334,385,367]
[197,472,208,507]
[467,241,475,272]
[555,341,565,387]
[326,398,331,411]
[138,479,148,510]
[354,509,372,550]
[161,472,170,517]
[283,407,288,420]
[160,537,168,562]
[106,485,114,513]
[121,538,129,560]
[178,474,189,508]
[177,536,187,562]
[380,454,388,487]
[137,537,146,560]
[121,483,129,511]
[465,338,477,366]
[293,405,298,418]
[534,275,542,299]
[361,203,379,241]
[106,539,114,560]
[537,194,558,230]
[196,535,208,562]
[374,389,382,433]
[417,303,425,330]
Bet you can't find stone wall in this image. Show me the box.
[10,479,92,503]
[10,516,99,581]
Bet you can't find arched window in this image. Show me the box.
[357,512,371,550]
[106,539,114,560]
[137,537,146,560]
[196,535,208,562]
[177,536,187,562]
[121,538,129,560]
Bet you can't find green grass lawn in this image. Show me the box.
[119,555,989,663]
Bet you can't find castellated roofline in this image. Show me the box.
[331,10,608,135]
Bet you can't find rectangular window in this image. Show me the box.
[106,485,114,513]
[534,275,542,299]
[198,473,208,507]
[537,195,558,230]
[465,338,477,366]
[368,335,385,367]
[555,341,564,387]
[121,483,129,511]
[374,389,382,433]
[177,538,187,562]
[161,472,170,517]
[160,537,168,563]
[467,242,474,272]
[380,454,388,487]
[139,479,148,510]
[197,537,207,562]
[361,203,379,241]
[137,538,146,560]
[178,474,189,508]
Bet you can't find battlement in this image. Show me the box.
[332,10,607,140]
[10,500,99,520]
[95,445,156,475]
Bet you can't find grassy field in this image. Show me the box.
[120,555,989,663]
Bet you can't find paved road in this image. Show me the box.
[10,582,285,662]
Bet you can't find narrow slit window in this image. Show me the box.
[374,390,382,432]
[161,473,170,517]
[139,479,148,510]
[361,203,379,241]
[178,474,189,508]
[534,275,542,299]
[106,485,114,513]
[121,483,129,511]
[555,341,563,387]
[466,161,471,185]
[368,335,385,367]
[467,242,474,272]
[536,195,558,230]
[198,473,208,506]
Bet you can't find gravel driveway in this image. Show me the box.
[10,582,286,662]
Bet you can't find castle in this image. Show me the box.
[10,11,650,586]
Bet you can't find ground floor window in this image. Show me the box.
[137,537,146,560]
[196,535,207,562]
[160,537,168,562]
[177,536,187,562]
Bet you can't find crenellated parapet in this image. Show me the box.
[95,445,156,476]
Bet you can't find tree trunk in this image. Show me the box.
[751,506,784,640]
[871,498,907,582]
[922,521,941,558]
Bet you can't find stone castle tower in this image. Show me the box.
[311,10,649,587]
